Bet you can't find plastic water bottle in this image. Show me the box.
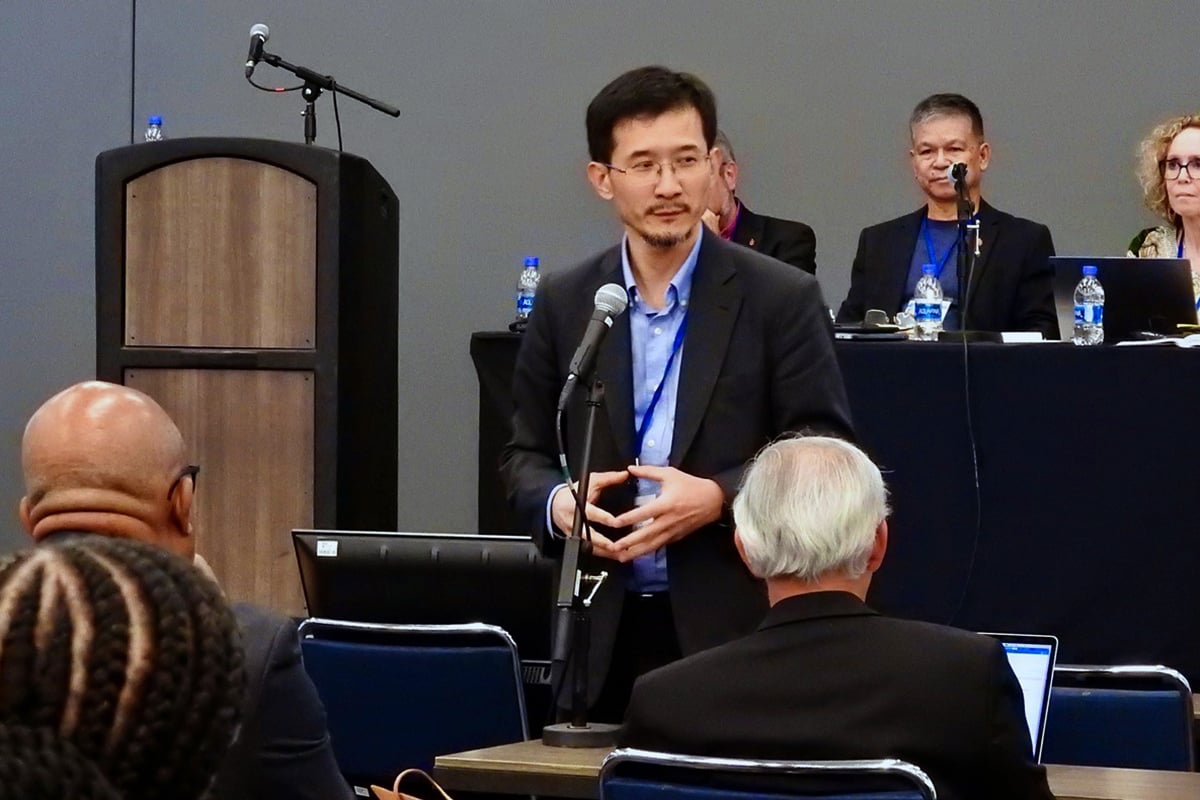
[913,264,944,341]
[144,115,164,142]
[515,256,540,322]
[1072,265,1105,346]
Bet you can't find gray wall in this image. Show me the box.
[0,3,132,550]
[2,1,1197,547]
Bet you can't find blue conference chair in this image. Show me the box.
[1042,664,1194,771]
[600,748,937,800]
[298,619,529,794]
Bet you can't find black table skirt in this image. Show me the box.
[472,332,1200,684]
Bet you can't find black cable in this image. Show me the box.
[130,0,137,143]
[554,405,593,544]
[331,80,344,152]
[947,239,985,626]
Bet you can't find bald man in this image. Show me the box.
[19,381,354,800]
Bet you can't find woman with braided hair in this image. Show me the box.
[0,536,245,800]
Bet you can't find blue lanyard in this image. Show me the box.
[920,217,961,279]
[633,314,688,461]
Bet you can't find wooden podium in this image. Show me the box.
[95,138,398,614]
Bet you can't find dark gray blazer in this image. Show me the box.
[500,227,854,704]
[732,202,817,275]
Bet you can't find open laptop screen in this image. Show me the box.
[1050,256,1195,341]
[980,632,1058,763]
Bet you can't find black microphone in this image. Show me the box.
[244,23,270,78]
[557,284,628,411]
[945,162,968,185]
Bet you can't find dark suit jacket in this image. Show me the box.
[732,202,817,275]
[214,604,354,800]
[621,592,1054,800]
[500,227,854,704]
[836,201,1060,338]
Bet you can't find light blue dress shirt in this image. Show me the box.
[544,230,702,595]
[620,231,700,593]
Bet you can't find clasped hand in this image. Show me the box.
[550,465,724,562]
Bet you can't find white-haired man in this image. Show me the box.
[620,436,1054,800]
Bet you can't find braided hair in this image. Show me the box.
[0,537,245,800]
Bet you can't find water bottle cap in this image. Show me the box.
[524,256,539,268]
[148,115,163,126]
[1082,265,1097,276]
[921,264,936,275]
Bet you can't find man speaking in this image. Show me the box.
[500,65,853,721]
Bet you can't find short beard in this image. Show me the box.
[641,231,689,249]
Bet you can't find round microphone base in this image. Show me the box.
[541,721,621,748]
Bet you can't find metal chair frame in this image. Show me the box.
[1049,663,1194,771]
[600,747,936,800]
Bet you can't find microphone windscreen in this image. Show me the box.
[250,23,270,41]
[594,283,628,317]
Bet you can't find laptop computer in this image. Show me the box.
[979,632,1058,763]
[291,530,555,669]
[1050,256,1196,342]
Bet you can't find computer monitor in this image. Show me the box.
[291,530,556,665]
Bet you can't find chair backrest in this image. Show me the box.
[298,618,528,794]
[599,748,937,800]
[1042,664,1194,771]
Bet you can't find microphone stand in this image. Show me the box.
[955,177,972,329]
[543,378,620,748]
[259,50,400,145]
[938,176,1000,342]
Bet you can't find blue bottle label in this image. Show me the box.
[517,294,535,316]
[1074,304,1103,325]
[915,301,942,323]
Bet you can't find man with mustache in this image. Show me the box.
[837,93,1059,337]
[501,65,853,721]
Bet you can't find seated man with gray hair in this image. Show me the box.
[703,129,818,274]
[619,436,1054,800]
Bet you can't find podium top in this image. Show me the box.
[96,137,386,189]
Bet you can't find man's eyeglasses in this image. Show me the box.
[1162,157,1200,181]
[167,465,201,500]
[605,154,710,185]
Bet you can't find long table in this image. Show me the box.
[433,740,1200,800]
[472,334,1200,685]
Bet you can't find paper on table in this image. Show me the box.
[1115,334,1200,348]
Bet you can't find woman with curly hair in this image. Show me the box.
[1129,114,1200,308]
[0,536,244,800]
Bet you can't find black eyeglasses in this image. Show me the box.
[167,465,201,500]
[1162,157,1200,181]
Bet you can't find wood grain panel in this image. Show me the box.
[124,368,314,614]
[124,157,316,349]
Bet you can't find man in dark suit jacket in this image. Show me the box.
[18,381,354,800]
[705,129,818,274]
[621,436,1055,800]
[500,67,853,721]
[836,94,1059,338]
